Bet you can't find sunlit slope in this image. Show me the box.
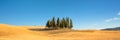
[0,24,50,40]
[0,24,30,36]
[0,24,47,36]
[48,30,120,40]
[0,24,120,40]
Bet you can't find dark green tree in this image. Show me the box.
[46,20,51,28]
[60,19,62,28]
[46,20,49,27]
[69,19,73,29]
[56,17,60,28]
[65,17,69,28]
[51,17,56,28]
[62,18,66,28]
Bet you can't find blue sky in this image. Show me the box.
[0,0,120,30]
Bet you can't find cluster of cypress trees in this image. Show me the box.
[46,17,73,29]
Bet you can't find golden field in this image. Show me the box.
[0,24,120,40]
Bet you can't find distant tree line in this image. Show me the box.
[46,17,73,29]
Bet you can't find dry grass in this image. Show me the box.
[0,24,120,40]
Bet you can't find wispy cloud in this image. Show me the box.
[105,11,120,22]
[105,17,120,22]
[93,24,98,26]
[118,11,120,16]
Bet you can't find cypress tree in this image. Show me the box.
[46,20,51,28]
[70,19,73,29]
[56,17,60,28]
[62,18,65,28]
[46,20,49,27]
[60,19,63,28]
[66,17,69,28]
[51,17,56,28]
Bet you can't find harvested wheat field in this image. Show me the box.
[0,24,120,40]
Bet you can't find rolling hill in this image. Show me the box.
[0,24,120,40]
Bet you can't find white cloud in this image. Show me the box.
[105,17,120,22]
[118,11,120,16]
[105,19,112,22]
[93,24,98,26]
[105,11,120,22]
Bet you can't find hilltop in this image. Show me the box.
[102,27,120,30]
